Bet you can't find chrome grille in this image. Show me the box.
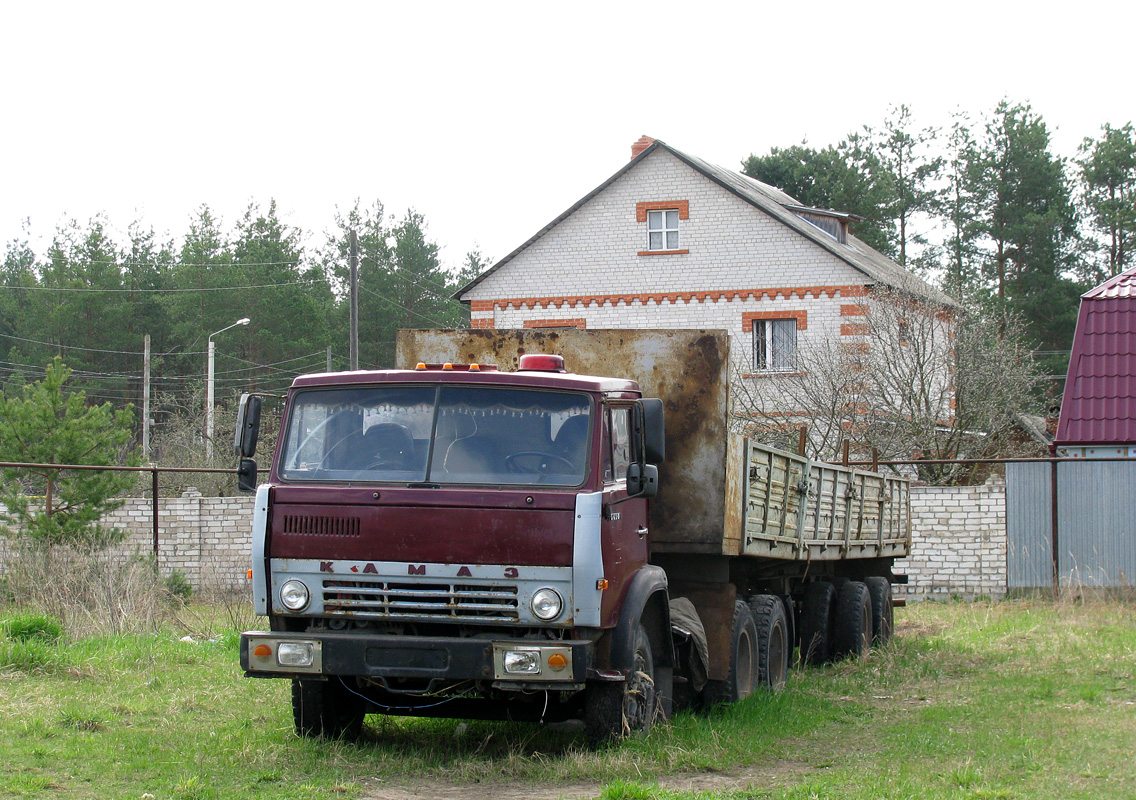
[321,578,519,622]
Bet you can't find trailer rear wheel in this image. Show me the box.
[585,623,657,743]
[833,581,873,659]
[800,581,837,665]
[703,600,757,706]
[864,576,894,646]
[748,595,789,691]
[291,677,366,739]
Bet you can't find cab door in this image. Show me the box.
[599,404,650,625]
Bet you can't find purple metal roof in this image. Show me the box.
[1055,266,1136,445]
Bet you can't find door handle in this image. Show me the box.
[637,526,648,537]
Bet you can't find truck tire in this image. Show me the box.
[291,677,366,739]
[585,623,658,743]
[799,581,837,665]
[748,595,789,691]
[832,581,873,659]
[703,600,758,706]
[864,576,894,647]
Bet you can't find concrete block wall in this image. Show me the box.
[3,480,1008,600]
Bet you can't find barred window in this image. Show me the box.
[753,319,798,372]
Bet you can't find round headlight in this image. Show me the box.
[280,579,310,611]
[530,588,563,621]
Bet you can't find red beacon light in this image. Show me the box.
[517,354,567,373]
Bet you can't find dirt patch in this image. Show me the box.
[360,759,820,800]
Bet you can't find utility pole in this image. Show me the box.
[349,229,359,370]
[143,334,151,460]
[327,345,332,373]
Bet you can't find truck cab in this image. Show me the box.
[239,354,669,740]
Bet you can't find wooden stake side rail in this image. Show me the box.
[742,442,911,561]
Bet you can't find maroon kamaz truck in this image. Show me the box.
[237,329,909,742]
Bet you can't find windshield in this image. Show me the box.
[278,384,592,486]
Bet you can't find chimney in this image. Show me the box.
[631,135,655,161]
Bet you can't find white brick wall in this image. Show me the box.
[0,490,254,593]
[1,481,1008,600]
[902,476,1007,600]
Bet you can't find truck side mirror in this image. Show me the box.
[639,398,665,464]
[626,463,659,498]
[234,394,262,458]
[237,458,258,493]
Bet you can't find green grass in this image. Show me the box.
[1,599,1134,799]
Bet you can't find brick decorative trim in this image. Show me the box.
[470,318,495,329]
[841,323,870,336]
[637,249,690,256]
[523,318,587,329]
[470,300,494,312]
[636,200,689,222]
[841,343,870,354]
[840,304,866,316]
[742,310,808,332]
[481,285,867,312]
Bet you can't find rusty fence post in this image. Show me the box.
[1050,458,1060,598]
[152,467,160,563]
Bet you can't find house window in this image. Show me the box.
[647,209,679,251]
[753,319,798,372]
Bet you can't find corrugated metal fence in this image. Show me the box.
[1007,460,1136,589]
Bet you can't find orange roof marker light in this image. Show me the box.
[410,363,500,372]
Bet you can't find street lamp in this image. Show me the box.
[206,318,250,461]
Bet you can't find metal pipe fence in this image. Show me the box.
[0,461,238,560]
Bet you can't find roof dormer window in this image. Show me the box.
[786,206,857,244]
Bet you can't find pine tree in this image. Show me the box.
[0,358,138,552]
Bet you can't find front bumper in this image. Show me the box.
[241,630,592,685]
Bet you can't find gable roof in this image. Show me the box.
[457,138,957,308]
[1055,265,1136,446]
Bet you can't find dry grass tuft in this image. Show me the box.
[2,542,174,638]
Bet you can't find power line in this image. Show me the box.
[357,283,460,329]
[0,280,307,294]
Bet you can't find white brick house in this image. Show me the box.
[458,137,955,422]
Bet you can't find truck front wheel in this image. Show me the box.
[585,623,658,743]
[291,677,366,739]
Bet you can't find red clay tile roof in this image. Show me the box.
[1055,266,1136,445]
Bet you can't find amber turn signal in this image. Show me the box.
[252,644,272,657]
[547,653,569,670]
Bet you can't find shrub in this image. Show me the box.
[164,569,194,603]
[2,613,65,643]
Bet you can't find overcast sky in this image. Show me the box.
[2,1,1133,275]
